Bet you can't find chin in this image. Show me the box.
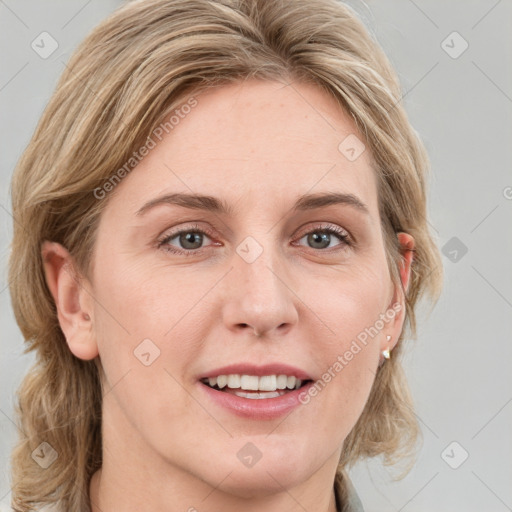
[201,440,314,497]
[209,464,310,499]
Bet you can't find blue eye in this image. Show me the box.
[157,224,215,256]
[157,223,352,256]
[296,226,351,250]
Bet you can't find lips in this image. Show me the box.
[197,362,314,413]
[198,376,316,419]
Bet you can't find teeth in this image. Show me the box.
[203,374,304,392]
[227,374,241,388]
[259,375,277,391]
[234,390,285,399]
[240,375,259,390]
[276,375,288,389]
[217,375,228,389]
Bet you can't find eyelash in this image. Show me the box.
[156,223,353,256]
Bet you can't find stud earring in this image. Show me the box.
[380,335,391,363]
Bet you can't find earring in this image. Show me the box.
[381,335,391,361]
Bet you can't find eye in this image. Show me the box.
[156,222,353,257]
[157,224,217,256]
[294,224,352,251]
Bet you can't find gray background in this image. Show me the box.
[1,1,511,511]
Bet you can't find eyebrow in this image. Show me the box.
[135,191,370,217]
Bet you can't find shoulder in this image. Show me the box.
[334,471,365,512]
[344,474,365,512]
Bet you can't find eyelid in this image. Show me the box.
[295,222,351,240]
[293,223,354,252]
[156,222,216,247]
[156,221,354,257]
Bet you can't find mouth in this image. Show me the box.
[200,374,314,400]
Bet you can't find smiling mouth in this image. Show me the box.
[200,374,313,399]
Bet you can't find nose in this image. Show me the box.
[221,245,299,339]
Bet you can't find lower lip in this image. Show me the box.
[198,381,315,420]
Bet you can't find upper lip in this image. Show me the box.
[199,363,314,381]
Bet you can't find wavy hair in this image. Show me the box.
[8,0,443,509]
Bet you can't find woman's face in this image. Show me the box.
[73,79,410,497]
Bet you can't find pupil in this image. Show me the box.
[181,232,202,249]
[309,232,329,249]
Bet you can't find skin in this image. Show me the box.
[42,79,414,512]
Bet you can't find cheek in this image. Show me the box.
[90,253,208,409]
[92,253,176,344]
[302,264,389,421]
[93,247,209,332]
[308,261,390,344]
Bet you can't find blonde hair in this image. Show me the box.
[8,0,443,510]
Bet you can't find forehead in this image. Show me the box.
[104,79,379,220]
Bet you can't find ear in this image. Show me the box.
[41,241,98,360]
[382,232,415,353]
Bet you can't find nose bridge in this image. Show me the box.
[239,244,282,304]
[222,233,298,336]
